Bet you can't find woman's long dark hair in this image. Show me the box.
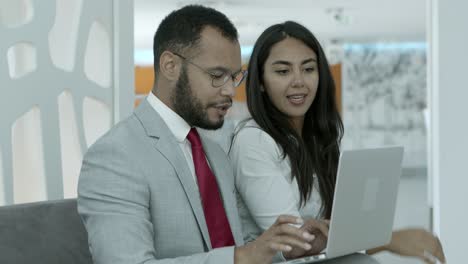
[244,21,343,218]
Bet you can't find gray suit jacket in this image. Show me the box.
[78,99,244,264]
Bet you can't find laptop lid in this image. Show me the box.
[326,146,403,258]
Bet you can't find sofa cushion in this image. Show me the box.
[0,199,92,264]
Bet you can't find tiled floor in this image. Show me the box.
[373,174,430,264]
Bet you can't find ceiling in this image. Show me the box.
[134,0,427,50]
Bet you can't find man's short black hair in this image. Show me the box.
[153,5,238,73]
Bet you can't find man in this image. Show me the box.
[78,5,326,264]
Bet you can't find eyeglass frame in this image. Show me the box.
[172,52,248,88]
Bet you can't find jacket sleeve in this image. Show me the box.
[77,138,235,264]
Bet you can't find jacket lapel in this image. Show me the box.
[134,99,212,249]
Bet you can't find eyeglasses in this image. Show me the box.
[172,52,247,88]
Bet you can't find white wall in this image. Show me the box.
[428,0,468,262]
[0,0,134,205]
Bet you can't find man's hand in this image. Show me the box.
[235,215,315,264]
[283,218,330,260]
[368,228,446,264]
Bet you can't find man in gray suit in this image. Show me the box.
[78,5,325,264]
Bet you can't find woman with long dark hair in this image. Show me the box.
[229,21,445,263]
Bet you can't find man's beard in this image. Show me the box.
[171,65,226,130]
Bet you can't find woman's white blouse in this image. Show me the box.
[229,120,322,242]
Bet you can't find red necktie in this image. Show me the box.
[186,128,235,248]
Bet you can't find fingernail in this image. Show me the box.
[303,232,315,241]
[296,218,304,225]
[304,243,312,250]
[285,245,292,251]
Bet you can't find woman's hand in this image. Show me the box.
[368,228,446,264]
[283,218,329,259]
[236,215,315,264]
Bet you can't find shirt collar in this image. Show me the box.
[146,92,191,142]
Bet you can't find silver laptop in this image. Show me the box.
[280,146,404,263]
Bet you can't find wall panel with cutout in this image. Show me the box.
[0,0,134,205]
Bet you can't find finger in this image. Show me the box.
[272,235,313,251]
[419,254,435,264]
[269,242,292,253]
[432,248,445,263]
[419,250,436,264]
[282,224,316,242]
[318,219,330,230]
[317,220,330,235]
[422,257,435,264]
[302,219,330,237]
[276,223,316,242]
[434,237,446,263]
[274,215,304,226]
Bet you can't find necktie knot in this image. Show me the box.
[187,128,202,147]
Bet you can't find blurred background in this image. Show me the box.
[1,0,466,263]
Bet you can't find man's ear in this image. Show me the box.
[159,51,180,81]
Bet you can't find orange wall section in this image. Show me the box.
[330,64,342,114]
[135,66,154,95]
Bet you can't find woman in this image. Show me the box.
[229,21,445,264]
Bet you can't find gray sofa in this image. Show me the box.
[0,199,93,264]
[0,199,380,264]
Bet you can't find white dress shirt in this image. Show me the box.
[229,119,322,241]
[147,92,199,181]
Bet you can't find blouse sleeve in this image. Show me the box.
[229,127,301,231]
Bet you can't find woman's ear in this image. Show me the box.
[159,51,180,81]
